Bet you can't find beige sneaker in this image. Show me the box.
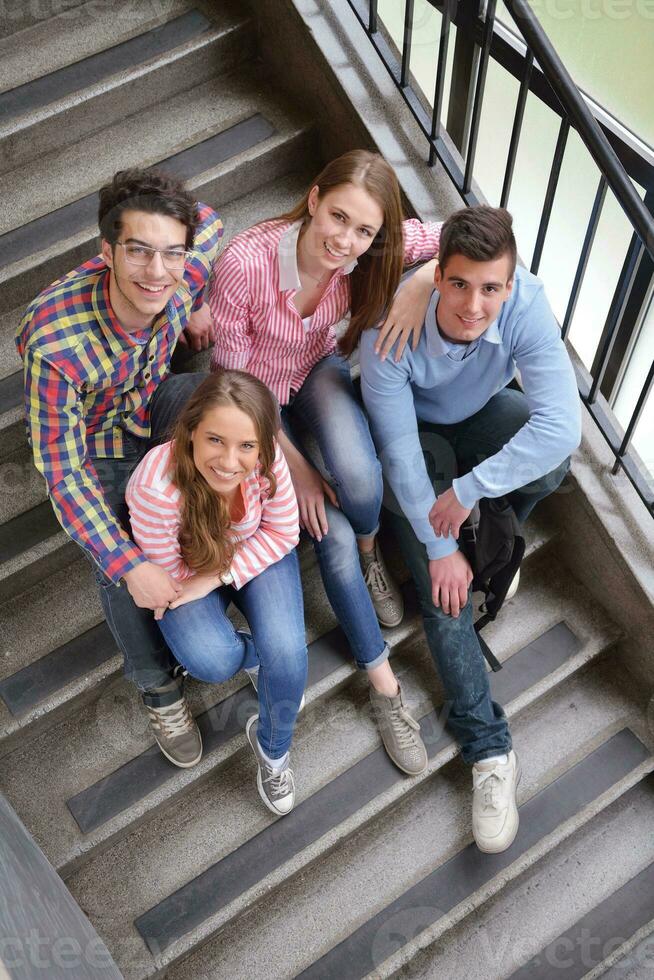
[145,695,203,768]
[360,542,404,628]
[472,750,520,853]
[369,683,427,775]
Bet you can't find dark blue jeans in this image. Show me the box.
[282,354,389,670]
[387,386,570,764]
[90,373,207,707]
[157,551,307,759]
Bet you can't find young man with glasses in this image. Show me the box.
[359,205,581,853]
[16,167,223,768]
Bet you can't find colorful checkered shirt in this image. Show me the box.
[16,203,223,585]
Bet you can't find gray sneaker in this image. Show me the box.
[361,542,404,628]
[369,683,428,775]
[245,715,295,815]
[144,695,202,768]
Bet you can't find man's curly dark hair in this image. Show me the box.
[98,168,200,250]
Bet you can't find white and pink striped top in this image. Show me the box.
[125,440,299,590]
[208,218,441,404]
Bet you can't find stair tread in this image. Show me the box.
[0,549,619,872]
[391,779,654,980]
[0,6,227,115]
[71,665,649,979]
[0,69,308,238]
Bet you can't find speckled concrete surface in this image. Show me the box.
[0,0,195,93]
[159,659,646,980]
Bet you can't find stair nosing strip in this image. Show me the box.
[0,11,213,124]
[0,621,115,717]
[131,622,583,956]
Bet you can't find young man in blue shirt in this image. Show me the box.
[359,205,581,853]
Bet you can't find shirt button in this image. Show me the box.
[144,372,151,381]
[148,354,155,362]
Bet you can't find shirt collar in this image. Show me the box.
[425,289,502,357]
[277,220,357,291]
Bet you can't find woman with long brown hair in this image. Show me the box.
[126,370,307,816]
[208,150,440,776]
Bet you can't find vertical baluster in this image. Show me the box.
[369,0,378,33]
[429,0,453,166]
[612,357,654,475]
[562,176,607,341]
[500,50,533,208]
[462,0,497,195]
[401,0,415,87]
[530,116,570,275]
[588,239,645,404]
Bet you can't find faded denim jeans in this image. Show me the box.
[157,551,307,759]
[386,386,570,763]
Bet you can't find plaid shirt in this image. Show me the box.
[16,203,223,584]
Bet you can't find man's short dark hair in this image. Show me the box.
[439,205,517,278]
[98,168,200,250]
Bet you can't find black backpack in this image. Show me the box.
[460,497,525,671]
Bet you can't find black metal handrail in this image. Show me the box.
[344,0,654,514]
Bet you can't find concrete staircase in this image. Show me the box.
[0,2,653,978]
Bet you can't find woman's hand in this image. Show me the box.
[375,258,438,362]
[289,453,339,541]
[155,573,221,618]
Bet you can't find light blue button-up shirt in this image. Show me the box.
[360,264,581,560]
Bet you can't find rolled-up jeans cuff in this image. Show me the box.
[355,523,380,541]
[357,642,390,672]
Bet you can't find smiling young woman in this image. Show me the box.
[125,370,307,816]
[207,150,442,776]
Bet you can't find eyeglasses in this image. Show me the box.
[115,242,191,270]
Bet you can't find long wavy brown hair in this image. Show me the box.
[277,150,405,356]
[170,370,280,577]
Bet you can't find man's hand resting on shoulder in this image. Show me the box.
[429,486,471,540]
[123,562,182,610]
[429,550,473,618]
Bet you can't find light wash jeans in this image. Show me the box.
[387,386,570,764]
[157,551,307,759]
[282,354,389,671]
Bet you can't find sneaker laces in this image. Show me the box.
[389,704,421,747]
[263,765,294,798]
[364,559,392,601]
[147,699,193,739]
[474,769,507,811]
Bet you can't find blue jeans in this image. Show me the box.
[282,354,388,670]
[90,373,208,706]
[157,551,307,759]
[387,386,570,764]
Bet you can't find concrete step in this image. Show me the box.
[0,0,87,39]
[0,71,317,315]
[70,653,650,979]
[0,6,255,175]
[0,0,196,91]
[0,519,559,874]
[375,781,654,980]
[0,500,79,604]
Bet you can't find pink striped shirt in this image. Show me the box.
[125,440,299,590]
[208,218,441,404]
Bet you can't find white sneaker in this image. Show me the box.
[360,542,404,628]
[245,666,306,713]
[472,750,520,853]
